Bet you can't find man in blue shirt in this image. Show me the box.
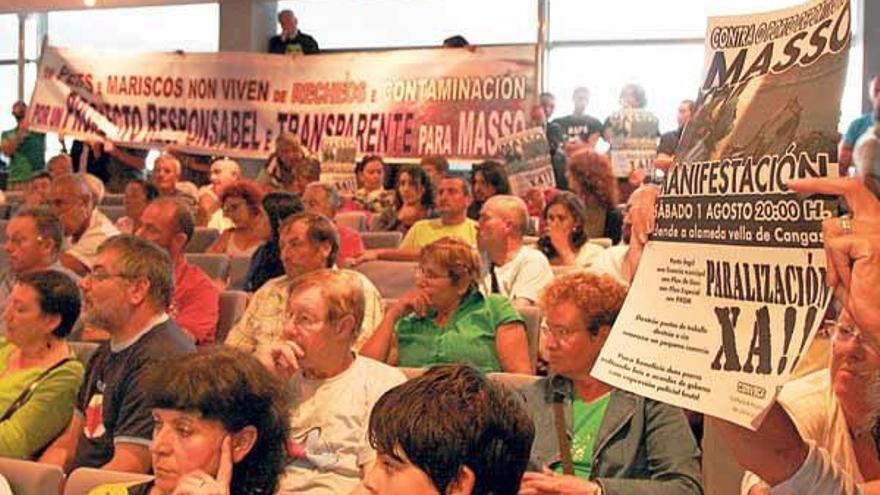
[839,75,879,170]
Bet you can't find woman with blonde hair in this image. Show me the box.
[360,236,532,374]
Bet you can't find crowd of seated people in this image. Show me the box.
[1,54,879,495]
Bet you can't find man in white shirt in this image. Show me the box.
[477,195,552,306]
[256,269,405,495]
[48,173,119,276]
[225,212,382,352]
[199,158,241,229]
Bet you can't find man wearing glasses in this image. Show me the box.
[39,234,195,474]
[741,312,880,494]
[1,208,79,332]
[256,269,404,495]
[48,173,119,276]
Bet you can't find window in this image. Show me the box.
[48,3,219,53]
[277,0,537,49]
[547,0,864,134]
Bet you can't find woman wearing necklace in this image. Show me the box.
[521,272,702,495]
[0,270,84,459]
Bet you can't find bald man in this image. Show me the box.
[199,158,241,228]
[477,195,553,306]
[48,173,119,275]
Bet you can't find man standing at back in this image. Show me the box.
[136,197,219,347]
[840,75,880,170]
[0,101,45,190]
[551,87,604,148]
[40,235,195,473]
[269,9,319,55]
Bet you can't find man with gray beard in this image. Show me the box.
[39,235,195,474]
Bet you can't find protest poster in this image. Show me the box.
[605,108,660,178]
[320,136,358,195]
[498,127,556,196]
[591,0,849,429]
[26,45,537,160]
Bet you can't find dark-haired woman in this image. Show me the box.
[353,155,394,214]
[566,151,623,243]
[370,165,434,234]
[467,160,511,220]
[90,348,290,495]
[537,191,604,267]
[0,270,84,459]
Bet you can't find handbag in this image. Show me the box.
[0,357,74,422]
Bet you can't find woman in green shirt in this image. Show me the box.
[521,272,702,495]
[0,270,84,459]
[361,236,532,374]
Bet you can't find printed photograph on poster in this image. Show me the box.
[590,0,850,429]
[320,136,358,195]
[498,127,556,196]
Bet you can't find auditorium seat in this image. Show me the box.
[217,290,249,343]
[0,220,7,242]
[100,193,124,206]
[185,227,220,253]
[98,205,125,223]
[0,458,64,495]
[70,341,100,367]
[335,211,368,232]
[227,255,252,291]
[0,203,13,220]
[518,306,542,370]
[185,253,230,282]
[64,468,152,495]
[353,260,417,299]
[4,191,24,205]
[361,231,402,249]
[551,265,582,277]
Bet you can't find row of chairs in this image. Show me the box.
[0,371,542,495]
[0,458,151,495]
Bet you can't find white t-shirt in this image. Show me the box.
[481,246,553,303]
[741,370,863,494]
[588,244,630,287]
[278,356,406,495]
[65,209,120,269]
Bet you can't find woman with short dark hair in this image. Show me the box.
[0,270,84,459]
[92,348,291,495]
[537,191,604,267]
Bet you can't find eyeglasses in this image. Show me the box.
[827,320,880,354]
[286,311,326,331]
[541,323,581,341]
[85,268,133,282]
[415,266,449,282]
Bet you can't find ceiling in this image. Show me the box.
[0,0,214,14]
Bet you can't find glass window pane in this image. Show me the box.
[550,0,816,41]
[48,3,219,53]
[547,43,705,134]
[24,14,40,60]
[0,65,19,134]
[278,0,537,49]
[0,14,19,60]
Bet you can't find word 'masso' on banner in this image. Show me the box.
[591,0,849,429]
[27,45,537,160]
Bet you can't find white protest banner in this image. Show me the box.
[27,45,537,160]
[320,136,358,195]
[498,127,556,196]
[591,0,849,429]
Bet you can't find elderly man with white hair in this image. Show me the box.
[302,182,364,266]
[198,157,242,229]
[48,173,119,276]
[476,194,553,307]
